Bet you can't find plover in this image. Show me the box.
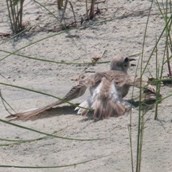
[6,57,154,121]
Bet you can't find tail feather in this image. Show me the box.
[91,77,131,120]
[92,99,127,120]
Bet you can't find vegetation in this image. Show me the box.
[1,0,172,171]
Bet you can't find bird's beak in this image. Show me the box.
[131,64,136,66]
[129,58,136,66]
[128,58,136,61]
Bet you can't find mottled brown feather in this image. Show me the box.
[91,77,127,120]
[6,57,155,121]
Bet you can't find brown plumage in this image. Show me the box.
[6,83,87,121]
[76,71,134,120]
[91,77,127,120]
[6,56,155,121]
[75,71,156,119]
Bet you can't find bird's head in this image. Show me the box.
[110,57,136,73]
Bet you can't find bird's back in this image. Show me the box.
[87,70,130,98]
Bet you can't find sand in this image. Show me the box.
[0,0,172,172]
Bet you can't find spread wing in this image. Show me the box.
[6,83,87,121]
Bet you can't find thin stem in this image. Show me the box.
[136,1,153,171]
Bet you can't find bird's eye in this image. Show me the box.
[124,57,129,63]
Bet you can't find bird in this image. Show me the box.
[75,71,133,119]
[6,56,154,121]
[75,67,157,120]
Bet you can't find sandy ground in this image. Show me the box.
[0,0,172,172]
